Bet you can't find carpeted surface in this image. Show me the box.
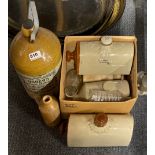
[8,0,147,154]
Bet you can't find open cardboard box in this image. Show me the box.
[59,36,138,118]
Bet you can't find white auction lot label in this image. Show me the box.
[29,51,42,61]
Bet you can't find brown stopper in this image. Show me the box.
[94,113,108,127]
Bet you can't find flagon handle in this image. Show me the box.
[28,1,39,42]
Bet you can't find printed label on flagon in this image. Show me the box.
[17,60,61,92]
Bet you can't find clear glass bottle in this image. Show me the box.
[64,69,83,98]
[138,71,147,95]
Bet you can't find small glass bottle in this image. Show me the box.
[38,95,60,127]
[138,71,147,95]
[64,69,83,98]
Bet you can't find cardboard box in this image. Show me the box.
[60,36,138,118]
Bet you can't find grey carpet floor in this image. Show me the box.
[8,0,147,154]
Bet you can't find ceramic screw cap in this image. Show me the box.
[94,113,108,127]
[22,19,34,37]
[22,19,34,29]
[101,36,112,45]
